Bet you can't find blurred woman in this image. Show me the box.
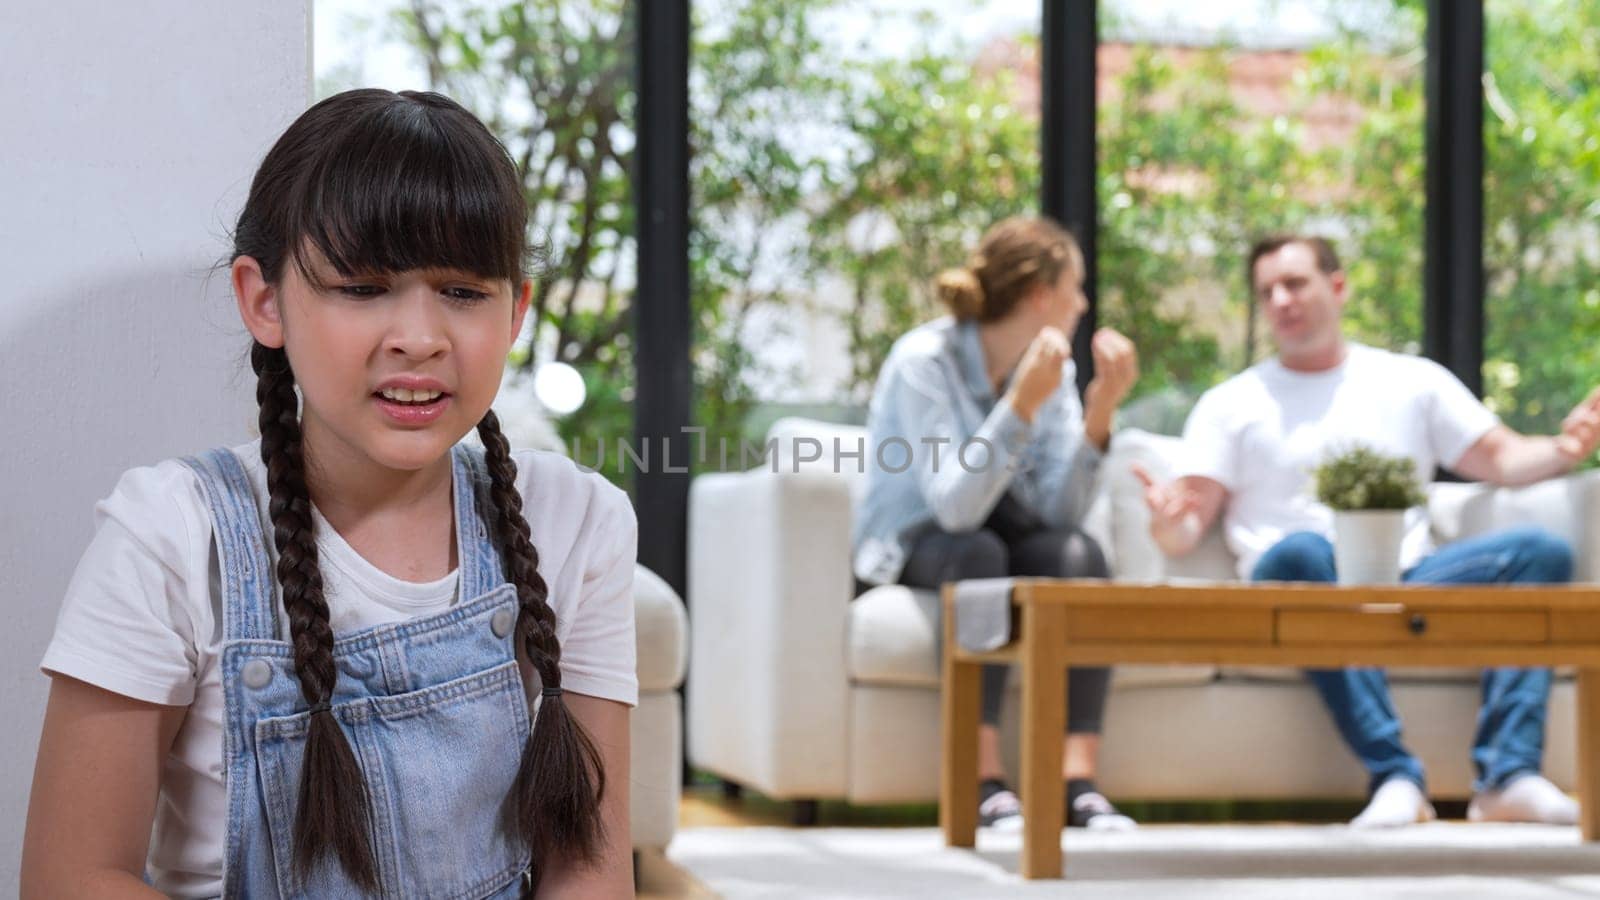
[852,215,1139,831]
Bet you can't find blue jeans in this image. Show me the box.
[1251,527,1573,796]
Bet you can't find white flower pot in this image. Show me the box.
[1332,510,1410,585]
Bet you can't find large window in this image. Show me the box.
[690,1,1041,445]
[1096,1,1426,433]
[317,1,1599,460]
[321,0,1046,474]
[1483,1,1600,436]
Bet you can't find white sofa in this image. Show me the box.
[631,563,687,850]
[687,417,1600,811]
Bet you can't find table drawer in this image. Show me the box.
[1553,611,1600,643]
[1277,606,1549,644]
[1064,607,1274,643]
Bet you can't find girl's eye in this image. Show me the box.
[444,287,491,304]
[333,283,491,303]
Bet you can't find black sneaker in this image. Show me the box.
[1068,791,1137,831]
[977,783,1023,831]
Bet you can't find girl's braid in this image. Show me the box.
[476,409,607,885]
[253,342,378,889]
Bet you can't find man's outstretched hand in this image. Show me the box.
[1131,463,1199,532]
[1555,385,1600,465]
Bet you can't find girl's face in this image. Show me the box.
[235,245,531,476]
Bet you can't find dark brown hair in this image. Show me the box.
[232,89,603,892]
[1246,234,1343,294]
[934,216,1081,322]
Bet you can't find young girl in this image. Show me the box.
[21,89,637,898]
[851,216,1139,832]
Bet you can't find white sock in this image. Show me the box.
[1350,776,1435,829]
[1468,773,1579,825]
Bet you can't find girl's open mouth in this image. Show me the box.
[373,391,451,425]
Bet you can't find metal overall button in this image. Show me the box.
[242,659,273,689]
[491,607,516,639]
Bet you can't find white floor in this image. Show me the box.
[667,822,1600,899]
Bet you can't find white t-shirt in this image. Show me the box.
[1177,343,1500,579]
[40,440,638,898]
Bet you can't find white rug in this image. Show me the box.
[667,823,1600,899]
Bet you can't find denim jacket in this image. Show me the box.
[851,316,1104,586]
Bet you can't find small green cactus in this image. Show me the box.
[1313,444,1427,511]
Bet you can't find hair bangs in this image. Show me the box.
[287,97,528,290]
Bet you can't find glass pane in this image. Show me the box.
[315,1,638,486]
[1483,1,1600,436]
[1097,1,1426,433]
[691,0,1041,450]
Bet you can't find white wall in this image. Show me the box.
[0,2,309,886]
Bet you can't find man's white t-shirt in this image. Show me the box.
[40,440,639,899]
[1177,342,1500,579]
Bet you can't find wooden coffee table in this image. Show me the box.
[938,578,1600,879]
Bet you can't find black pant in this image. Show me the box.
[887,493,1112,734]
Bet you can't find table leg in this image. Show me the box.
[941,586,980,848]
[1579,669,1600,842]
[1020,602,1067,879]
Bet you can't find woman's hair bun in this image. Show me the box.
[934,267,985,320]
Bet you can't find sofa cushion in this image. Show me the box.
[847,585,941,687]
[845,584,1217,689]
[634,564,688,692]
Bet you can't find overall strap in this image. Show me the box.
[454,443,510,599]
[178,448,279,643]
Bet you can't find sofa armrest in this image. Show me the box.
[686,467,854,798]
[630,564,687,850]
[634,563,688,691]
[1428,469,1600,583]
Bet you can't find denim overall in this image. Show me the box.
[180,444,532,899]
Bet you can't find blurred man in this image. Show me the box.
[1134,234,1600,828]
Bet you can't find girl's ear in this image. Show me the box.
[510,278,533,339]
[233,255,285,348]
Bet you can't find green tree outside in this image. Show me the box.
[367,0,1598,481]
